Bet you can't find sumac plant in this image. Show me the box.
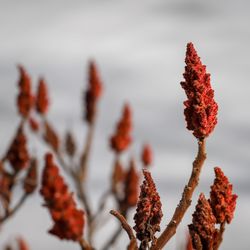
[0,43,237,250]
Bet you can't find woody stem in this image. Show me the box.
[0,192,28,224]
[79,238,92,250]
[152,139,206,249]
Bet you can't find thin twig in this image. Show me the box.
[79,122,95,182]
[110,210,137,242]
[91,189,111,225]
[101,209,128,250]
[75,178,93,222]
[152,139,207,250]
[0,193,28,224]
[109,210,138,250]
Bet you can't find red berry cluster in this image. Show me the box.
[84,61,103,124]
[110,104,132,153]
[181,43,218,139]
[40,153,85,241]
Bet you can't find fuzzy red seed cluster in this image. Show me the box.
[6,127,30,172]
[181,43,218,139]
[36,78,49,115]
[188,193,217,250]
[123,159,139,207]
[84,61,103,124]
[133,170,163,245]
[17,66,34,118]
[40,153,84,241]
[141,144,153,167]
[110,104,132,153]
[209,167,237,224]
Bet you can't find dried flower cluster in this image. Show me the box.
[189,167,237,249]
[110,104,132,153]
[189,193,217,250]
[209,167,237,224]
[181,42,218,139]
[123,159,139,208]
[6,127,29,173]
[141,144,153,167]
[134,170,163,248]
[36,78,49,115]
[16,66,34,118]
[0,66,38,231]
[40,153,85,241]
[84,61,103,124]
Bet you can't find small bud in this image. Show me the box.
[110,104,132,153]
[36,78,49,115]
[84,61,103,124]
[141,144,153,167]
[64,131,76,157]
[43,121,60,152]
[28,117,39,132]
[123,159,139,207]
[23,158,38,194]
[16,66,34,118]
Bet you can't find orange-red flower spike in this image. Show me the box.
[181,43,218,139]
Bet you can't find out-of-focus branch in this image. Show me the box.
[0,192,28,224]
[79,121,95,182]
[152,139,206,249]
[101,209,128,250]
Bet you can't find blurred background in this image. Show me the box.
[0,0,249,249]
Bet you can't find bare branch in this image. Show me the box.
[152,139,206,249]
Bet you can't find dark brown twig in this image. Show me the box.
[152,139,206,249]
[101,209,128,250]
[110,210,137,242]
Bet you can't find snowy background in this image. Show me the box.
[0,0,249,249]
